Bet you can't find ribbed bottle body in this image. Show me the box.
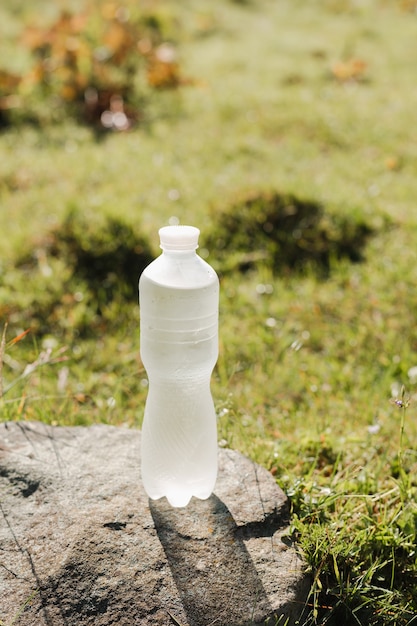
[139,249,219,508]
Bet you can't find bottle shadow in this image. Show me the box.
[150,494,274,626]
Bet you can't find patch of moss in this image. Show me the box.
[14,209,153,337]
[47,210,152,302]
[205,191,375,276]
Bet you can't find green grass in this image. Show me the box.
[1,0,417,624]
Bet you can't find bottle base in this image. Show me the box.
[147,489,213,508]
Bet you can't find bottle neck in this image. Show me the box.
[161,248,197,257]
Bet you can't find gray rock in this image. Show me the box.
[0,422,309,625]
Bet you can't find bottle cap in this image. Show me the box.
[159,225,200,251]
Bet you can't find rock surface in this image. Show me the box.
[0,422,309,625]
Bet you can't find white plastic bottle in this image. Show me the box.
[139,225,219,507]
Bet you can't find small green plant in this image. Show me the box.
[0,589,39,626]
[0,324,69,403]
[284,393,417,625]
